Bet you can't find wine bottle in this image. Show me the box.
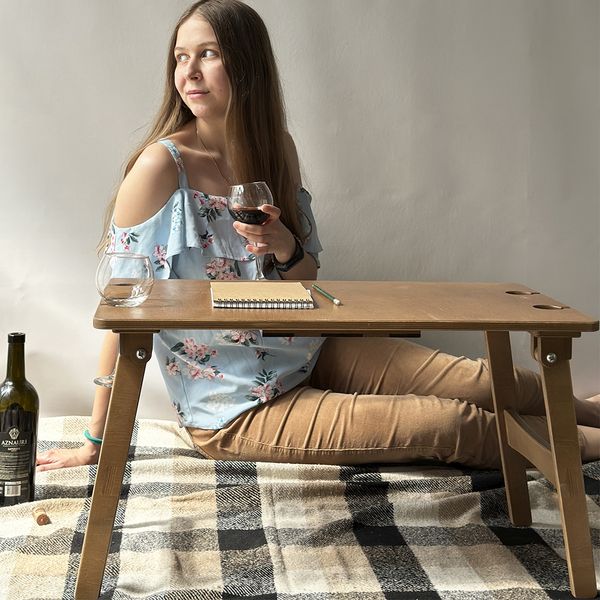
[0,333,39,506]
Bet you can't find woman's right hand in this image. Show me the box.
[36,442,100,471]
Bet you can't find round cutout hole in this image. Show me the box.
[505,290,539,295]
[532,304,568,310]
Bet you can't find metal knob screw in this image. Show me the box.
[136,349,147,360]
[545,352,558,364]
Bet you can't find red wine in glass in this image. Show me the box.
[228,206,269,225]
[228,181,274,279]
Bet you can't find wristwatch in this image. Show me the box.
[273,236,305,272]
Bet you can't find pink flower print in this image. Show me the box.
[119,232,131,252]
[208,196,227,211]
[194,191,206,205]
[219,270,239,281]
[206,258,228,277]
[183,337,195,357]
[206,257,241,280]
[202,367,217,380]
[165,358,180,376]
[246,369,280,403]
[171,339,216,365]
[118,231,139,251]
[198,195,224,222]
[187,365,203,380]
[230,331,247,344]
[226,330,258,346]
[153,244,168,270]
[186,363,221,380]
[200,231,214,249]
[250,383,273,403]
[182,338,210,361]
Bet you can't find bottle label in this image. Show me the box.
[0,427,33,500]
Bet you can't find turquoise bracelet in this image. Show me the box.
[83,429,103,445]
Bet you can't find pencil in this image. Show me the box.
[311,284,342,306]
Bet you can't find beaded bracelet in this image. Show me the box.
[83,429,103,446]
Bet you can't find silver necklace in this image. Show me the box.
[195,124,232,186]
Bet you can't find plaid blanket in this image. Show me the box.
[0,416,598,600]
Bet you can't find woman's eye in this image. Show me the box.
[202,49,217,59]
[176,54,189,63]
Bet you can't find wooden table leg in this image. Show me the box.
[75,332,153,600]
[533,335,597,599]
[485,331,532,525]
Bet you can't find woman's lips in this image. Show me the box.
[187,90,208,97]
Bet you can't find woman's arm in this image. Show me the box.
[36,332,118,470]
[233,132,319,280]
[37,144,178,471]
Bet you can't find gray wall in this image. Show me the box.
[0,0,598,420]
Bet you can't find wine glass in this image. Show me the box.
[93,252,154,388]
[96,252,154,307]
[228,181,273,280]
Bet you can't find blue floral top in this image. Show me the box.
[108,139,324,429]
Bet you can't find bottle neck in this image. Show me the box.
[6,342,25,381]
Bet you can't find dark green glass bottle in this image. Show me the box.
[0,333,39,505]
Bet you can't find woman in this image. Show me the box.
[37,0,600,471]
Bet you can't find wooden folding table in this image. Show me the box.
[76,281,599,599]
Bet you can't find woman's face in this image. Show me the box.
[174,15,231,120]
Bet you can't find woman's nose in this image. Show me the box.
[185,60,202,79]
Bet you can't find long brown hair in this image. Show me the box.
[99,0,304,251]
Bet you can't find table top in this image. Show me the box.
[92,280,599,335]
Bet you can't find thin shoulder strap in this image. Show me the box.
[158,139,189,189]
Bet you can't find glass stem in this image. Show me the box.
[256,255,265,280]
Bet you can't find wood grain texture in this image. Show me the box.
[75,333,153,600]
[94,281,599,333]
[534,336,597,598]
[80,282,599,599]
[485,331,532,526]
[504,411,555,485]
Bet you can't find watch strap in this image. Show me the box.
[273,236,305,272]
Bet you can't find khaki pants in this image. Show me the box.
[188,337,579,469]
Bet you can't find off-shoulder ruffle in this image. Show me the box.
[110,187,322,278]
[110,188,252,278]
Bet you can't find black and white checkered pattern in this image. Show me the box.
[1,416,598,599]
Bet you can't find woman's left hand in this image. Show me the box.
[232,204,297,263]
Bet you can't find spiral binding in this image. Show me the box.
[212,298,314,309]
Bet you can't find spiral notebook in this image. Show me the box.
[210,281,314,309]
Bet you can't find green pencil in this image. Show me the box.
[312,284,342,306]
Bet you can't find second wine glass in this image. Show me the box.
[96,252,154,307]
[228,181,273,280]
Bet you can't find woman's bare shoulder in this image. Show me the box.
[113,142,179,228]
